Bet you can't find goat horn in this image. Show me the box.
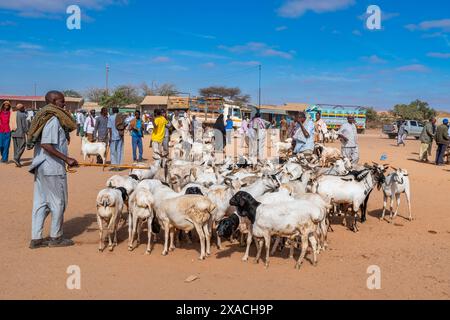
[391,167,399,171]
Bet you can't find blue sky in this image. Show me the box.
[0,0,449,110]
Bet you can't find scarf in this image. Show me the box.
[26,104,77,150]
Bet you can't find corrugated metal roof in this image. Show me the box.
[140,96,169,106]
[0,95,83,103]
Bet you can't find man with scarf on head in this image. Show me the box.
[28,91,78,249]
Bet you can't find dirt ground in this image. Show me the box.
[0,129,449,300]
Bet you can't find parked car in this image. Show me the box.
[383,120,424,139]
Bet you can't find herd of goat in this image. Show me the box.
[94,133,412,269]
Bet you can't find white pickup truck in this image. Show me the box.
[382,120,424,139]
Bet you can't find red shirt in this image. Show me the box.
[0,111,11,133]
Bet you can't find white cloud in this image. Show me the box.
[396,64,431,73]
[230,61,261,66]
[173,50,229,60]
[405,19,450,32]
[0,0,127,17]
[277,0,355,18]
[152,56,171,63]
[427,52,450,59]
[275,26,288,31]
[17,42,43,50]
[362,55,387,64]
[201,62,216,68]
[219,42,294,59]
[352,30,362,36]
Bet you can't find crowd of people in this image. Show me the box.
[417,117,450,166]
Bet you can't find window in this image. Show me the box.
[232,108,241,118]
[410,121,417,126]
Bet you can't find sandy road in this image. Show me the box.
[0,130,449,300]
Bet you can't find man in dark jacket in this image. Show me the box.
[419,117,436,162]
[11,104,29,167]
[213,113,226,151]
[435,119,449,166]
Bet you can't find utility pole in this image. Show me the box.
[258,64,262,109]
[33,83,37,109]
[106,64,110,95]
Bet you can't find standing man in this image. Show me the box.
[293,112,315,157]
[213,113,226,151]
[11,104,29,167]
[0,101,12,163]
[435,119,449,166]
[84,110,96,142]
[337,115,359,165]
[419,117,436,162]
[225,115,234,144]
[315,111,328,143]
[108,107,124,168]
[75,110,84,136]
[280,116,288,142]
[94,107,109,164]
[151,109,168,165]
[129,110,144,162]
[397,120,408,147]
[28,91,78,249]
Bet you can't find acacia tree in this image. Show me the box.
[199,86,250,105]
[391,99,436,120]
[62,90,82,98]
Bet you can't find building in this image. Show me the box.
[0,95,84,112]
[282,102,309,118]
[140,96,169,113]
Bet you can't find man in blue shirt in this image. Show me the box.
[293,112,315,156]
[129,110,144,162]
[225,115,234,144]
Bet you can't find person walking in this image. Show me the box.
[151,109,168,166]
[11,103,29,167]
[0,101,12,163]
[239,117,249,148]
[108,107,125,168]
[28,91,78,249]
[129,110,144,162]
[435,119,449,166]
[419,117,437,162]
[293,112,315,157]
[397,120,408,147]
[337,115,359,165]
[83,110,96,142]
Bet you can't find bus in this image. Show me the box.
[306,104,367,133]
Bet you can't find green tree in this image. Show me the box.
[86,88,109,103]
[199,86,250,105]
[364,107,379,122]
[63,90,82,98]
[391,99,436,120]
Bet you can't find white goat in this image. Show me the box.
[96,188,124,252]
[81,137,106,164]
[380,168,412,222]
[128,187,156,254]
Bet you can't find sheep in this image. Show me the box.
[106,175,138,197]
[380,168,412,222]
[128,187,156,254]
[227,191,323,269]
[96,188,125,252]
[81,137,106,164]
[146,184,216,260]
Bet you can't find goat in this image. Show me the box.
[380,168,412,222]
[96,187,126,252]
[128,187,156,254]
[227,191,323,269]
[82,137,106,164]
[314,143,342,167]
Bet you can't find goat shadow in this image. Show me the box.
[64,213,97,239]
[368,209,410,224]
